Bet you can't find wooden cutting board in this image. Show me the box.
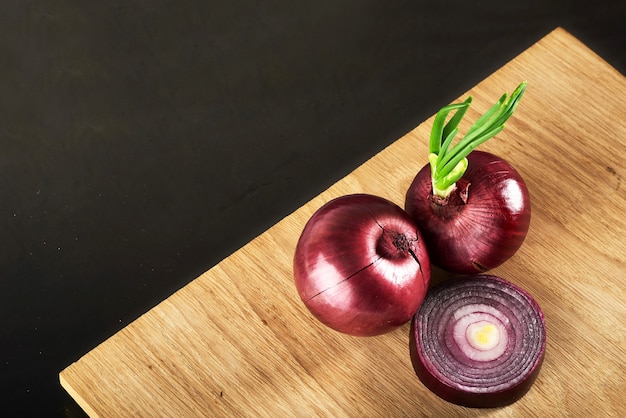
[60,27,626,417]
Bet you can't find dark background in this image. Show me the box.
[1,1,624,416]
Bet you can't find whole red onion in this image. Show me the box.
[410,274,546,408]
[294,194,431,336]
[405,150,530,274]
[404,82,530,274]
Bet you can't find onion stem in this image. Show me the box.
[429,82,527,198]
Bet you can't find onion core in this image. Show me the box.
[410,274,545,408]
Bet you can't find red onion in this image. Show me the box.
[405,82,530,274]
[405,150,531,274]
[410,274,546,408]
[294,194,431,336]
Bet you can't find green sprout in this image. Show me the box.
[428,81,527,198]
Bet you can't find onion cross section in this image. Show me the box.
[410,274,546,407]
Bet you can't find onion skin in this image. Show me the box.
[405,151,531,274]
[410,275,546,408]
[294,194,431,336]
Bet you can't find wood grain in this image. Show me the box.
[60,28,626,417]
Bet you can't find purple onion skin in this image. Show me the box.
[294,194,431,336]
[405,151,531,274]
[410,275,546,408]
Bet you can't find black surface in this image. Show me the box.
[1,1,624,416]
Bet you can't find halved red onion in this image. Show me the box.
[294,194,431,336]
[410,274,545,408]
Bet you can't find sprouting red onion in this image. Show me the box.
[293,194,431,336]
[410,274,546,408]
[405,151,531,274]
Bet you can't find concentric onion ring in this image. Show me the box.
[410,274,546,408]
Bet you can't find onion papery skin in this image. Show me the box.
[294,194,431,336]
[405,151,531,274]
[410,274,546,408]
